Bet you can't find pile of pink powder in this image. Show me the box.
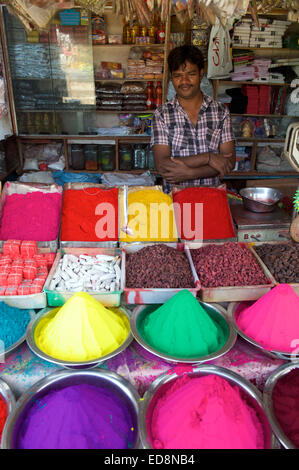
[236,284,299,353]
[0,192,62,241]
[147,374,268,449]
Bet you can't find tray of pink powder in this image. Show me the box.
[140,364,273,449]
[0,182,62,251]
[228,284,299,361]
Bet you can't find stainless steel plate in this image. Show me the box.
[139,364,273,449]
[1,369,140,449]
[263,361,299,449]
[228,302,298,361]
[130,302,237,364]
[26,306,133,370]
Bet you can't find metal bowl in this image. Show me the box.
[263,362,299,449]
[26,306,133,370]
[239,187,283,213]
[3,310,36,357]
[1,369,140,449]
[139,364,273,449]
[130,302,237,364]
[228,302,298,361]
[0,378,16,415]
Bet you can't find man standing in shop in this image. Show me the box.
[151,45,236,193]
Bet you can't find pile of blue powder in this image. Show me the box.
[0,302,31,349]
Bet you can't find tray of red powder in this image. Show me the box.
[171,186,237,242]
[44,247,123,307]
[121,243,201,304]
[263,362,299,449]
[0,378,15,443]
[60,183,119,247]
[250,241,299,295]
[139,364,274,449]
[188,241,276,302]
[0,182,62,251]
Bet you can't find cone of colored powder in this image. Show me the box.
[147,374,266,449]
[15,383,136,449]
[236,284,299,352]
[34,292,130,362]
[272,368,299,448]
[137,290,228,358]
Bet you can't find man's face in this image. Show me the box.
[171,60,203,100]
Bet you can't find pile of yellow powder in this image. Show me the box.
[34,292,130,362]
[119,188,178,242]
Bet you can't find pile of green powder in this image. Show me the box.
[137,290,228,358]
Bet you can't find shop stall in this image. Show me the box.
[0,0,298,451]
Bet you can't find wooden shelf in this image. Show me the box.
[231,114,298,118]
[17,109,156,114]
[93,43,164,48]
[95,78,162,82]
[218,80,289,86]
[236,137,285,142]
[225,172,299,179]
[232,47,297,53]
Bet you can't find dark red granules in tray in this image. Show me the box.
[191,242,269,287]
[126,244,194,289]
[172,187,236,240]
[61,188,119,242]
[272,368,299,448]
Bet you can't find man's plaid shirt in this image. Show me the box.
[151,93,235,193]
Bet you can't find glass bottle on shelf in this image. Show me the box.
[35,113,42,134]
[131,23,139,44]
[71,144,85,170]
[119,144,133,170]
[26,113,35,134]
[42,113,51,134]
[84,144,98,170]
[100,145,115,171]
[134,144,146,169]
[157,21,166,44]
[147,146,155,170]
[123,21,131,44]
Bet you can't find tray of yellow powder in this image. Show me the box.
[130,290,236,364]
[118,186,178,244]
[26,292,132,369]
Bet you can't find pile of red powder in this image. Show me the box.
[0,394,7,440]
[61,188,119,242]
[272,368,299,448]
[172,187,236,240]
[0,191,62,241]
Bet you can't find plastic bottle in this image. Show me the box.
[146,81,155,110]
[154,81,163,108]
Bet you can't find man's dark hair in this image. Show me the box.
[168,45,205,74]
